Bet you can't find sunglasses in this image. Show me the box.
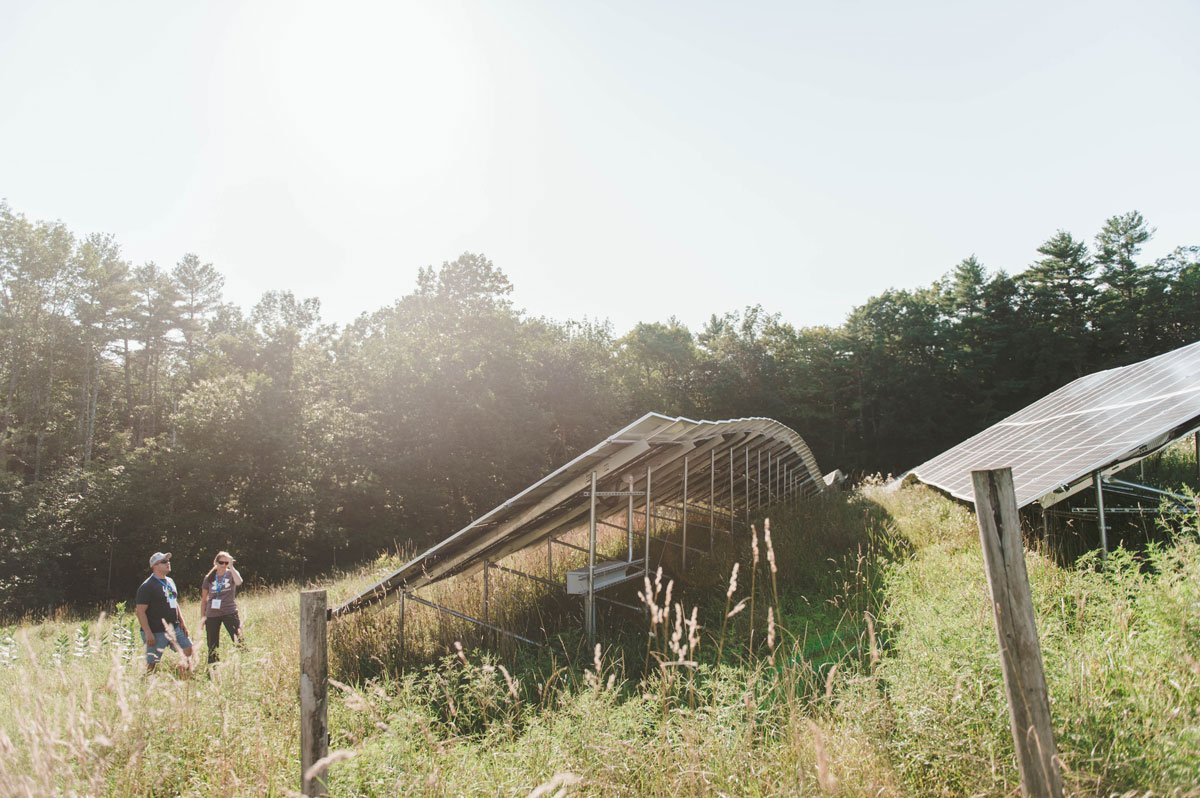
[217,560,231,565]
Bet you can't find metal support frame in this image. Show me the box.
[482,559,490,633]
[397,590,406,664]
[729,446,735,535]
[757,449,762,511]
[627,476,635,562]
[595,517,633,534]
[681,456,689,570]
[403,590,540,646]
[1104,477,1192,504]
[586,471,597,643]
[1094,471,1108,558]
[768,452,773,504]
[552,538,590,554]
[709,449,716,552]
[644,465,653,579]
[488,559,562,589]
[744,446,750,526]
[595,594,643,613]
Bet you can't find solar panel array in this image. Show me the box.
[907,340,1200,509]
[333,413,825,616]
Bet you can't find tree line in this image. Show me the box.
[1,200,1196,615]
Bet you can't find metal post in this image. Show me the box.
[757,449,762,511]
[586,471,597,643]
[709,449,716,552]
[1094,471,1108,559]
[768,453,773,505]
[482,560,490,629]
[547,536,553,580]
[729,446,735,535]
[627,477,634,562]
[1195,431,1199,486]
[397,591,406,665]
[645,466,653,577]
[681,456,689,570]
[744,446,750,526]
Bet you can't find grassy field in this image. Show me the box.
[2,480,1198,796]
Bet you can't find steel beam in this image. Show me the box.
[403,591,540,646]
[644,465,653,579]
[586,471,597,643]
[682,455,689,570]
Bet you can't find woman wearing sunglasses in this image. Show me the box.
[199,551,244,663]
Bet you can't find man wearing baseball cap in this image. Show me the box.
[134,552,195,671]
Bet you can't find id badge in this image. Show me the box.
[210,599,222,609]
[168,598,178,609]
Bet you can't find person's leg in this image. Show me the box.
[141,630,168,672]
[222,613,242,645]
[205,617,222,663]
[170,625,195,674]
[175,625,194,659]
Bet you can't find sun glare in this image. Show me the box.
[229,1,488,187]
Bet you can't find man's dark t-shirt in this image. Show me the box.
[136,575,180,634]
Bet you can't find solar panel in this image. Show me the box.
[907,340,1200,509]
[332,413,825,617]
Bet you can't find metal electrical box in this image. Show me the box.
[566,559,645,595]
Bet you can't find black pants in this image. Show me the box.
[205,613,242,663]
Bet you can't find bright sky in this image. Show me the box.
[2,1,1197,333]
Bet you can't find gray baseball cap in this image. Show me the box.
[148,552,172,567]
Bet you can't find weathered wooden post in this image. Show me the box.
[300,590,329,796]
[971,468,1063,798]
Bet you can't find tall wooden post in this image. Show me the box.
[300,590,329,796]
[971,468,1063,798]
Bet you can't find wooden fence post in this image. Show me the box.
[971,468,1063,798]
[300,590,329,796]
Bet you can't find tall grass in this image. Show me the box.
[869,482,1200,796]
[2,484,1198,795]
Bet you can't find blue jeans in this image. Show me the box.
[141,624,193,665]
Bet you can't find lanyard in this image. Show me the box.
[153,576,177,601]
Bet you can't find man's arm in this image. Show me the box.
[134,604,154,642]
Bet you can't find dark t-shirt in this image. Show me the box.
[135,575,180,634]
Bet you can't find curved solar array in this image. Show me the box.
[333,413,825,617]
[907,339,1200,509]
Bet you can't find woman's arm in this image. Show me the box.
[199,588,208,624]
[230,566,244,587]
